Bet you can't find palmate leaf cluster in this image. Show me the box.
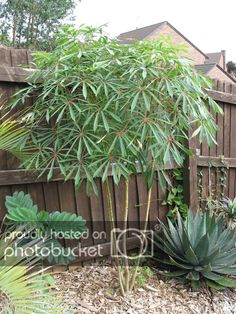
[11,26,222,192]
[154,211,236,289]
[5,191,86,264]
[0,226,62,313]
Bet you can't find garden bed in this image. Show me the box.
[53,261,236,314]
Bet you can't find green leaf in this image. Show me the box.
[6,207,38,223]
[5,192,38,213]
[131,92,140,112]
[82,82,87,99]
[142,91,150,111]
[48,211,86,236]
[203,272,236,287]
[101,112,109,132]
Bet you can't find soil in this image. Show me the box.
[52,261,236,314]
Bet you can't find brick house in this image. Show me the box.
[118,21,235,84]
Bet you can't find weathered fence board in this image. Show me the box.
[193,80,236,207]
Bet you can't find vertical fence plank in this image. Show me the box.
[114,177,125,230]
[42,182,60,212]
[27,183,46,210]
[149,177,159,229]
[157,177,168,222]
[128,175,139,234]
[74,181,93,248]
[89,179,106,245]
[136,174,148,230]
[183,134,198,212]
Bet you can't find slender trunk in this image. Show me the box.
[130,186,152,290]
[18,18,23,47]
[12,14,17,46]
[122,179,129,292]
[104,178,125,296]
[26,14,32,45]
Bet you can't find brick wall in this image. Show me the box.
[208,66,234,83]
[147,23,206,65]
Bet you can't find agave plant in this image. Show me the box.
[0,226,61,313]
[154,210,236,289]
[5,191,86,265]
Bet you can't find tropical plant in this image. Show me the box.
[0,226,62,313]
[154,210,236,289]
[213,197,236,228]
[9,26,222,295]
[5,191,86,265]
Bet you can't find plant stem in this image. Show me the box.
[130,186,152,291]
[123,178,129,292]
[104,178,125,296]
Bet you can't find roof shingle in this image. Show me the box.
[117,22,165,44]
[195,63,216,74]
[205,52,222,64]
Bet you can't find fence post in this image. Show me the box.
[183,132,198,213]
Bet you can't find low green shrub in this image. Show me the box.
[153,210,236,289]
[5,191,86,265]
[134,266,154,288]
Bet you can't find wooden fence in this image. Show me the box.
[185,81,236,211]
[0,47,236,264]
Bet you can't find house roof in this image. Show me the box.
[117,21,208,58]
[117,22,165,43]
[195,63,236,83]
[205,52,222,64]
[195,63,216,74]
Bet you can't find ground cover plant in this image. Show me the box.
[154,210,236,289]
[10,25,222,295]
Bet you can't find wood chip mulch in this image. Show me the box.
[52,261,236,314]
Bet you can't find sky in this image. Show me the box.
[75,0,235,62]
